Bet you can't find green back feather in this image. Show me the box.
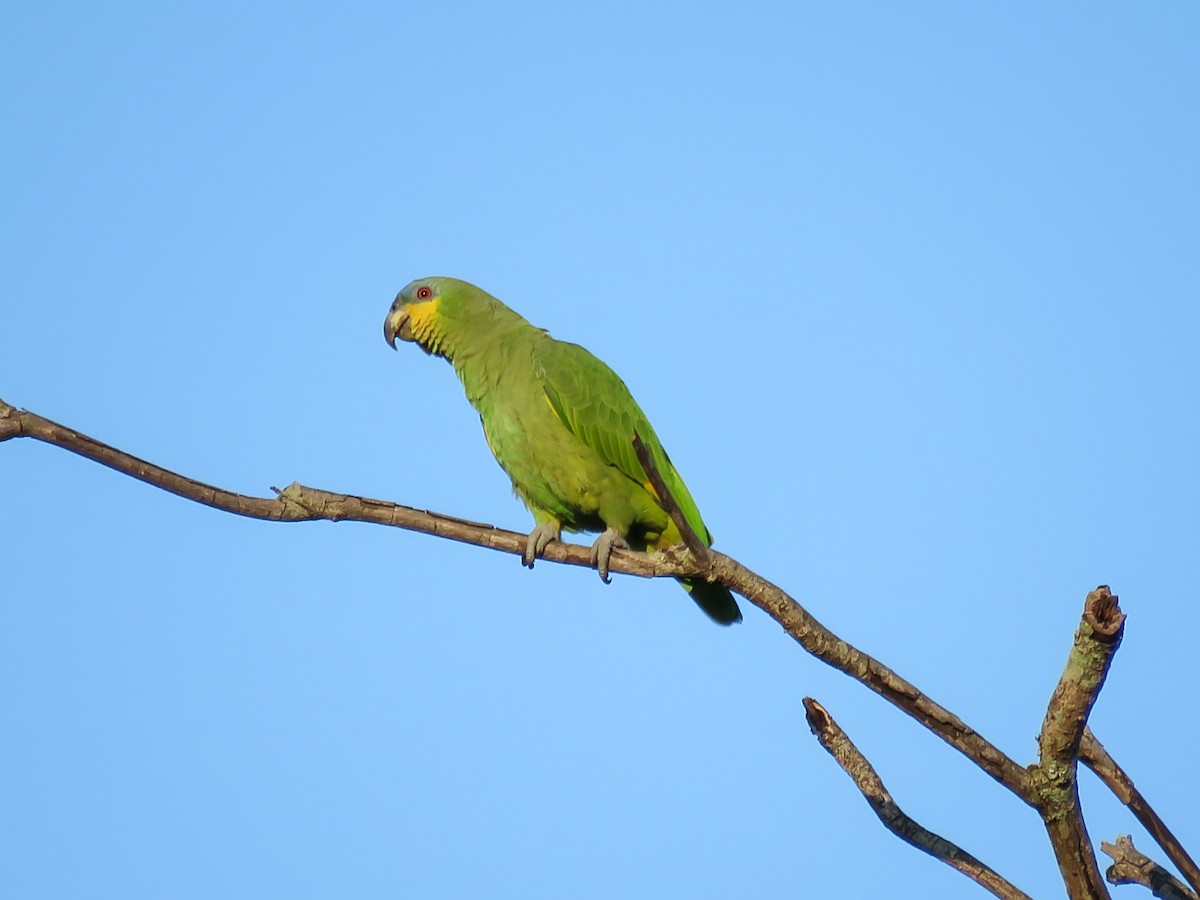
[533,339,713,546]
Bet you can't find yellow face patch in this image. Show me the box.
[404,298,442,346]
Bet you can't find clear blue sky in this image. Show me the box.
[3,3,1197,898]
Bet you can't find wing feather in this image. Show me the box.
[533,338,712,545]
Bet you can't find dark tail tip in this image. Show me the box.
[679,578,742,626]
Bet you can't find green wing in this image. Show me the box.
[532,337,713,546]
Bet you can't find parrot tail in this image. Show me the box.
[679,577,742,626]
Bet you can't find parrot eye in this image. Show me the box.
[415,286,433,300]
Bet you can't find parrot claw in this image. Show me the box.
[523,522,561,568]
[589,528,629,584]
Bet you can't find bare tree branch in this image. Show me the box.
[1082,732,1200,896]
[1032,586,1126,900]
[0,397,1031,798]
[1102,836,1198,900]
[639,425,1037,800]
[10,396,1198,898]
[703,550,1032,798]
[1040,588,1126,765]
[0,399,678,577]
[803,698,1034,900]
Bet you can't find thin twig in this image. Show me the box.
[1102,835,1198,900]
[803,698,1034,900]
[1032,586,1126,900]
[1082,730,1200,894]
[632,431,709,561]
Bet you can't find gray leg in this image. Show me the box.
[523,522,561,568]
[589,527,629,584]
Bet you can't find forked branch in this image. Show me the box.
[5,396,1197,899]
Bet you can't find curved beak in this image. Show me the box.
[383,306,410,349]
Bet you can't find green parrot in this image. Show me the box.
[383,276,741,626]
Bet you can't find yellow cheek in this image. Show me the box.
[405,299,441,343]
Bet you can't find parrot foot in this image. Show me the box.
[523,522,561,568]
[589,528,629,584]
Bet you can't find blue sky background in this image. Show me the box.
[3,3,1197,898]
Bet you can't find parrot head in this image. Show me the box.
[384,276,522,358]
[384,276,448,351]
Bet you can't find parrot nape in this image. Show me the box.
[383,276,741,626]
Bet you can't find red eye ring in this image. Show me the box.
[416,286,433,300]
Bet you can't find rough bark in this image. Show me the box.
[1032,587,1125,899]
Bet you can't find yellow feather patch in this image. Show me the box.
[642,481,659,499]
[543,391,566,425]
[405,299,442,348]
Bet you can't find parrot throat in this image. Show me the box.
[403,300,450,357]
[410,300,534,379]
